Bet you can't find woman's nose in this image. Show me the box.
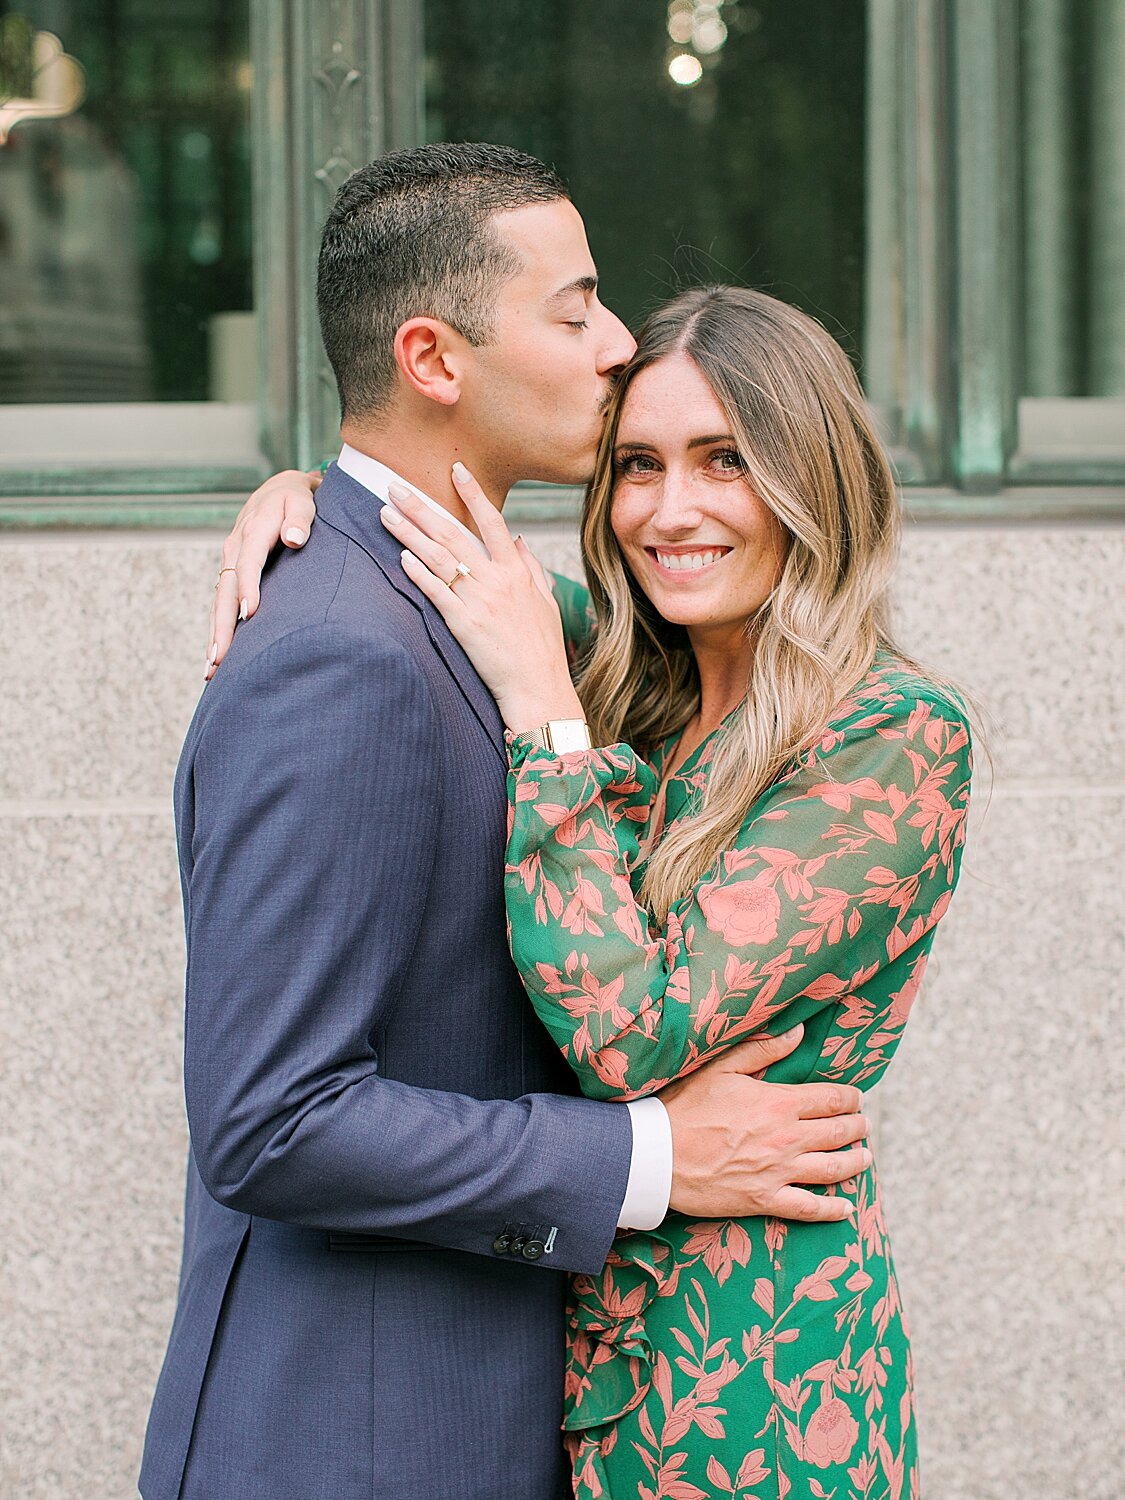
[650,471,701,531]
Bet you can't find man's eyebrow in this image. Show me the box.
[546,275,598,308]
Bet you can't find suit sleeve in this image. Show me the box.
[180,622,630,1273]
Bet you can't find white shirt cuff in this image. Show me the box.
[618,1097,673,1230]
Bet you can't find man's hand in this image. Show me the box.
[661,1026,870,1223]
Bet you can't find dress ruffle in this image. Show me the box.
[563,1229,679,1431]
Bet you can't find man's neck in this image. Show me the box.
[340,419,505,532]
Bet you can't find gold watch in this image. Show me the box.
[525,718,593,753]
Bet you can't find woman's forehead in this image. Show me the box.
[618,355,726,437]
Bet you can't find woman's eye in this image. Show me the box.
[713,448,746,473]
[615,452,658,477]
[565,319,589,330]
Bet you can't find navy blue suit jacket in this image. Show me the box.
[140,464,633,1500]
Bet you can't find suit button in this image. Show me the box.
[492,1234,512,1254]
[522,1240,545,1261]
[509,1235,527,1255]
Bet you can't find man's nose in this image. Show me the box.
[597,307,637,375]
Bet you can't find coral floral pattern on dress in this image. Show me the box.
[505,650,971,1500]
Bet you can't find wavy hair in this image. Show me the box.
[577,285,911,918]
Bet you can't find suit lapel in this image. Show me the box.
[315,464,507,765]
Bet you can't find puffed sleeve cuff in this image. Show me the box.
[506,732,657,794]
[505,735,659,877]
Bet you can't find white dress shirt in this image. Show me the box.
[336,443,673,1231]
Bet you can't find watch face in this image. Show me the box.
[545,719,592,754]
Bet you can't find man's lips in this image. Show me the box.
[645,545,733,574]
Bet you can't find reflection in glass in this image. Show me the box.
[0,0,252,404]
[424,0,866,362]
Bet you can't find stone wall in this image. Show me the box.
[1,519,1121,1498]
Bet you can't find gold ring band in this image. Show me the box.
[448,560,472,591]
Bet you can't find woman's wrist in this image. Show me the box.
[502,685,586,736]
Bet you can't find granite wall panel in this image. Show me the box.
[0,520,1121,1499]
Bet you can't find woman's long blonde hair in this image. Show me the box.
[577,285,907,918]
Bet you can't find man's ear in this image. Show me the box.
[393,317,466,407]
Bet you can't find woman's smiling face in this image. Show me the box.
[610,353,789,646]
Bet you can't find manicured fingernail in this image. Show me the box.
[783,1024,803,1039]
[283,528,307,546]
[452,461,469,482]
[380,505,400,525]
[388,480,412,503]
[239,599,248,622]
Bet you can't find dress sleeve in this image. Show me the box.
[505,688,971,1100]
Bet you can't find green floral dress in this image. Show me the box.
[506,618,971,1500]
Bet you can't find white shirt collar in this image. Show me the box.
[336,443,487,555]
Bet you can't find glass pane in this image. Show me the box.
[1019,0,1125,397]
[0,0,252,403]
[423,0,866,364]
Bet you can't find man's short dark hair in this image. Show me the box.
[317,142,569,421]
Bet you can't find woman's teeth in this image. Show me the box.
[654,549,727,572]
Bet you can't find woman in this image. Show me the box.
[215,286,971,1497]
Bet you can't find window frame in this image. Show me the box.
[1,0,1121,530]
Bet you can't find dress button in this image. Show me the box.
[492,1234,512,1254]
[509,1235,527,1255]
[522,1240,545,1261]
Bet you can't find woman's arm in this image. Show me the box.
[506,687,971,1100]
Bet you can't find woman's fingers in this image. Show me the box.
[281,486,317,548]
[206,469,320,678]
[398,547,468,624]
[207,566,242,677]
[232,528,279,625]
[450,462,516,556]
[380,500,478,587]
[385,479,487,563]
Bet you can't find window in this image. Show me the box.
[425,1,867,353]
[0,0,261,507]
[1014,0,1125,481]
[1,0,1121,525]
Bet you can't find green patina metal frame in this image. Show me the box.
[1,0,1121,529]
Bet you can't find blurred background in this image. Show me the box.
[1,3,1122,1496]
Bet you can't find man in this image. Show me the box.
[143,143,869,1500]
